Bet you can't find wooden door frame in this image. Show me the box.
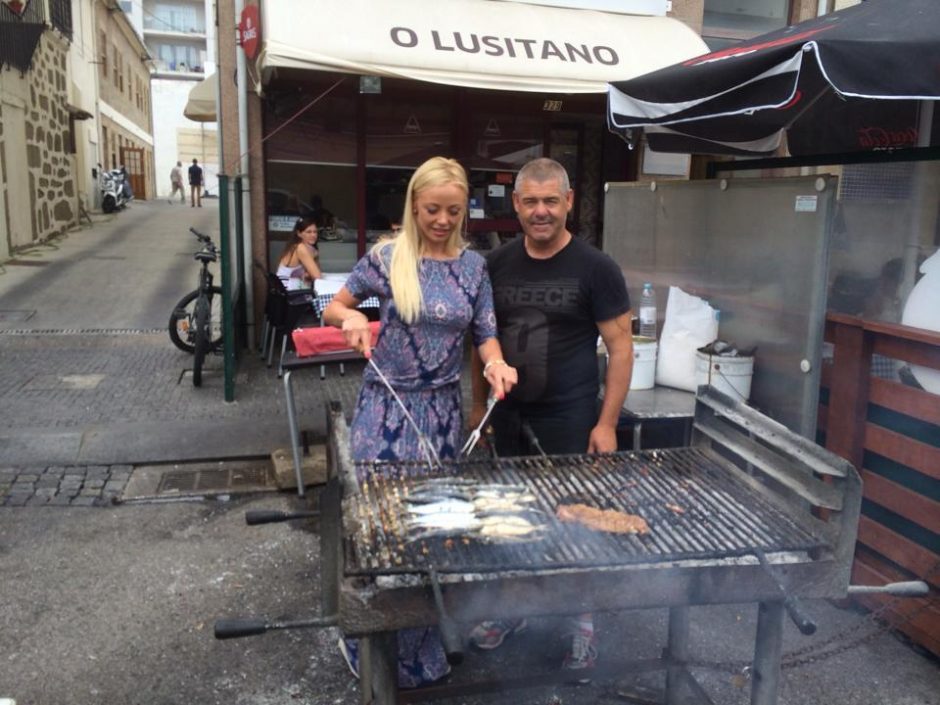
[120,146,146,200]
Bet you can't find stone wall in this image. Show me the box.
[4,32,76,249]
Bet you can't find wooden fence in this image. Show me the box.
[820,313,940,656]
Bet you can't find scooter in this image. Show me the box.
[97,163,133,213]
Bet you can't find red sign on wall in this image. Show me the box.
[238,4,261,60]
[2,0,31,17]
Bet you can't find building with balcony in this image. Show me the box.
[132,0,218,198]
[95,0,155,200]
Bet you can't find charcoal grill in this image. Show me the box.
[316,387,862,705]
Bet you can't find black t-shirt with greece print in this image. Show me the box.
[486,236,630,410]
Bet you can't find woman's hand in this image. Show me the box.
[483,360,517,401]
[341,311,373,358]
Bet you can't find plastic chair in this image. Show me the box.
[262,273,318,377]
[258,271,288,362]
[254,262,278,358]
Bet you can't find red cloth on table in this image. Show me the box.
[291,322,380,357]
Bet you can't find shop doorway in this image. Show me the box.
[121,147,146,200]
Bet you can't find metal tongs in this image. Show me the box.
[460,394,498,457]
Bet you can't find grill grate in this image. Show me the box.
[344,448,826,576]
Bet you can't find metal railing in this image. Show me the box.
[0,0,72,71]
[142,14,205,34]
[48,0,71,38]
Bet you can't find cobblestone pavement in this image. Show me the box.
[0,464,131,507]
[0,331,363,428]
[0,199,366,498]
[0,330,366,504]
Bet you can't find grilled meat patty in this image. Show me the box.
[556,503,650,535]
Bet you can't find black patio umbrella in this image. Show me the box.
[607,0,940,156]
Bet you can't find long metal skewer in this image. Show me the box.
[368,357,442,471]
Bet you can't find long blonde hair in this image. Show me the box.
[372,157,468,324]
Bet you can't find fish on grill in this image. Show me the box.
[556,503,650,535]
[472,489,537,514]
[478,513,547,542]
[405,499,475,515]
[406,511,482,542]
[399,479,547,543]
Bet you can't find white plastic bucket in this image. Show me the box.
[630,337,657,391]
[695,351,754,401]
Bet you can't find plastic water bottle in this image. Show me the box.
[638,283,657,339]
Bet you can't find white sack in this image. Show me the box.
[655,286,718,392]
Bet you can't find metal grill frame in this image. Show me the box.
[344,448,828,576]
[320,388,862,705]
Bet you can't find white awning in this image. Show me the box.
[184,73,217,122]
[258,0,708,93]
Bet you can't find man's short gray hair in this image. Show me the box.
[515,158,571,192]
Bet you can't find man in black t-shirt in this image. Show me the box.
[188,158,203,208]
[469,157,634,677]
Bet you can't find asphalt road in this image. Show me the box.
[0,200,217,331]
[2,493,939,705]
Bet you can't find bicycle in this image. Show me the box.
[168,227,224,387]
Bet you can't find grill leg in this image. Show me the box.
[282,370,305,497]
[665,606,689,705]
[363,632,399,705]
[359,638,373,704]
[750,601,784,705]
[320,477,340,619]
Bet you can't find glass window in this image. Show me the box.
[702,0,789,43]
[365,96,452,168]
[364,167,411,244]
[266,162,359,273]
[827,161,940,325]
[467,170,517,221]
[100,32,108,78]
[144,2,204,33]
[264,91,357,164]
[150,41,203,73]
[466,113,542,171]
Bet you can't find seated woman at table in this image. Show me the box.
[276,217,321,291]
[323,156,517,688]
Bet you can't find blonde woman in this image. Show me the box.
[323,156,516,688]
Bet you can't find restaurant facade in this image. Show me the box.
[211,0,832,346]
[231,0,711,281]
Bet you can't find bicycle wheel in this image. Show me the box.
[168,286,223,354]
[192,296,209,387]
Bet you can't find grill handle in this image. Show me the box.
[214,615,338,640]
[245,509,320,525]
[782,596,817,636]
[848,581,929,597]
[755,550,817,636]
[428,567,465,666]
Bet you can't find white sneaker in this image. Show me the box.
[468,618,528,650]
[561,628,597,683]
[337,637,360,680]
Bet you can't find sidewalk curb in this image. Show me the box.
[0,418,321,468]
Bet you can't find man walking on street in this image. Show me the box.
[169,161,185,204]
[469,157,634,679]
[188,158,203,207]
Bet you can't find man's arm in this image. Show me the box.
[588,311,634,453]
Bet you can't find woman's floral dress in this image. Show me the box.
[341,246,497,688]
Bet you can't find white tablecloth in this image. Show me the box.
[317,272,349,297]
